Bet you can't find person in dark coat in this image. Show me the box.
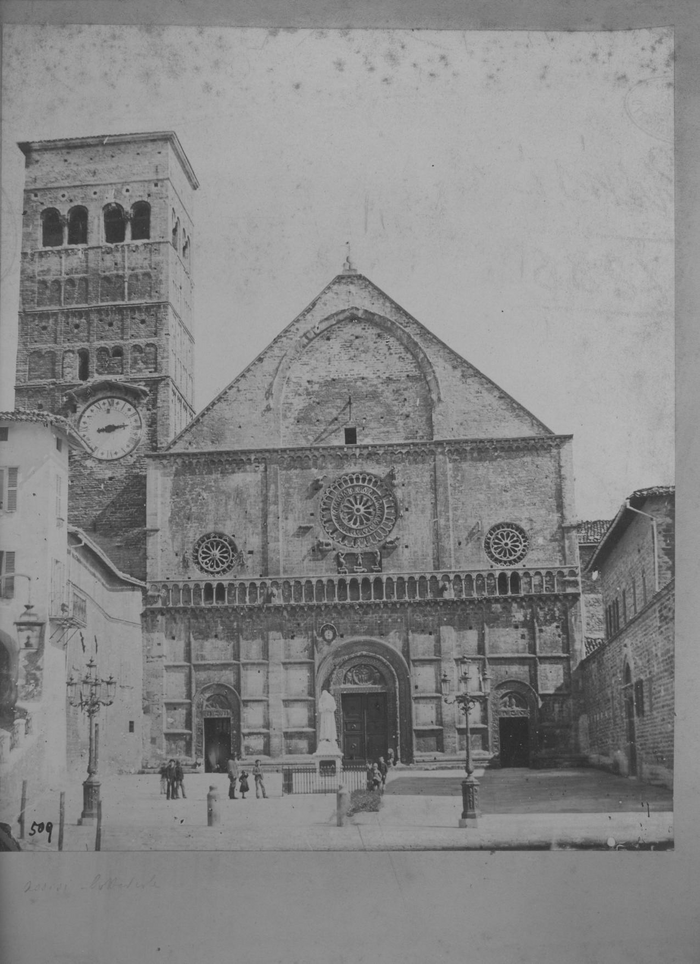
[239,769,250,799]
[227,756,239,799]
[166,759,177,799]
[175,760,186,799]
[377,756,388,789]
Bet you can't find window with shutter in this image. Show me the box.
[6,468,18,511]
[1,551,15,599]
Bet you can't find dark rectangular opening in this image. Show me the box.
[128,720,134,733]
[344,427,357,445]
[0,428,7,441]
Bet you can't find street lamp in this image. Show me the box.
[442,658,491,828]
[14,603,45,651]
[66,657,116,825]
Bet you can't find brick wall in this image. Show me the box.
[576,580,674,788]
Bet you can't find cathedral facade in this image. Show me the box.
[13,132,584,770]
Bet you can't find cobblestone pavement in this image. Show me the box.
[11,766,673,852]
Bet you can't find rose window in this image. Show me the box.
[484,522,529,566]
[193,532,238,575]
[320,472,397,549]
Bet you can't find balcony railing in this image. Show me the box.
[147,566,580,609]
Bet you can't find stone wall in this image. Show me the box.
[150,437,575,584]
[576,581,674,788]
[142,591,579,766]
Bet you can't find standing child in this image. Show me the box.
[239,769,250,799]
[159,763,168,795]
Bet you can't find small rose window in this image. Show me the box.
[484,523,529,566]
[193,532,238,575]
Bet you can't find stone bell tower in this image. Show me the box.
[14,132,199,577]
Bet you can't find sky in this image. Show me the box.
[0,25,674,520]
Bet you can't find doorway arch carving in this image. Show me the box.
[317,638,412,763]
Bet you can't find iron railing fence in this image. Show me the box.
[281,763,369,795]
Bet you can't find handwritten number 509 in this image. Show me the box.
[28,821,53,843]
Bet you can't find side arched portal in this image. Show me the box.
[490,679,540,768]
[193,683,241,772]
[317,638,412,764]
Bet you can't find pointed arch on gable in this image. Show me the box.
[270,307,442,411]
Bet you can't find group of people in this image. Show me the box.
[226,757,268,799]
[366,753,393,793]
[159,759,186,799]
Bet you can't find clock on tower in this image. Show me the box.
[78,396,144,460]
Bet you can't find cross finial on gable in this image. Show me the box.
[341,241,357,274]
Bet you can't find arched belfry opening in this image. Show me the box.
[316,638,412,764]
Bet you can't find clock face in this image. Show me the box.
[78,397,143,460]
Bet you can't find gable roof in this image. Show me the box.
[168,270,554,452]
[584,486,675,572]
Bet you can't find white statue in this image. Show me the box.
[318,689,339,746]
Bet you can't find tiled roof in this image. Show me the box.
[629,485,675,500]
[0,409,87,449]
[577,520,611,544]
[585,485,675,572]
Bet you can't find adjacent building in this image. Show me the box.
[0,412,144,822]
[576,487,674,788]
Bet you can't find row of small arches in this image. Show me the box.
[27,344,157,381]
[152,569,579,608]
[41,203,151,247]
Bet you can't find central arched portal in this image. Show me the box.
[317,639,412,764]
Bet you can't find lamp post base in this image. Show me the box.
[78,776,101,825]
[459,775,480,828]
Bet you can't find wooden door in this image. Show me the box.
[499,718,530,767]
[341,693,388,762]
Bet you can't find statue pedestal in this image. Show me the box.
[313,741,343,781]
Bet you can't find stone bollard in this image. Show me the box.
[207,785,220,827]
[337,783,350,827]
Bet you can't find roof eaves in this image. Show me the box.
[68,526,147,588]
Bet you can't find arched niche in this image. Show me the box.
[272,308,441,445]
